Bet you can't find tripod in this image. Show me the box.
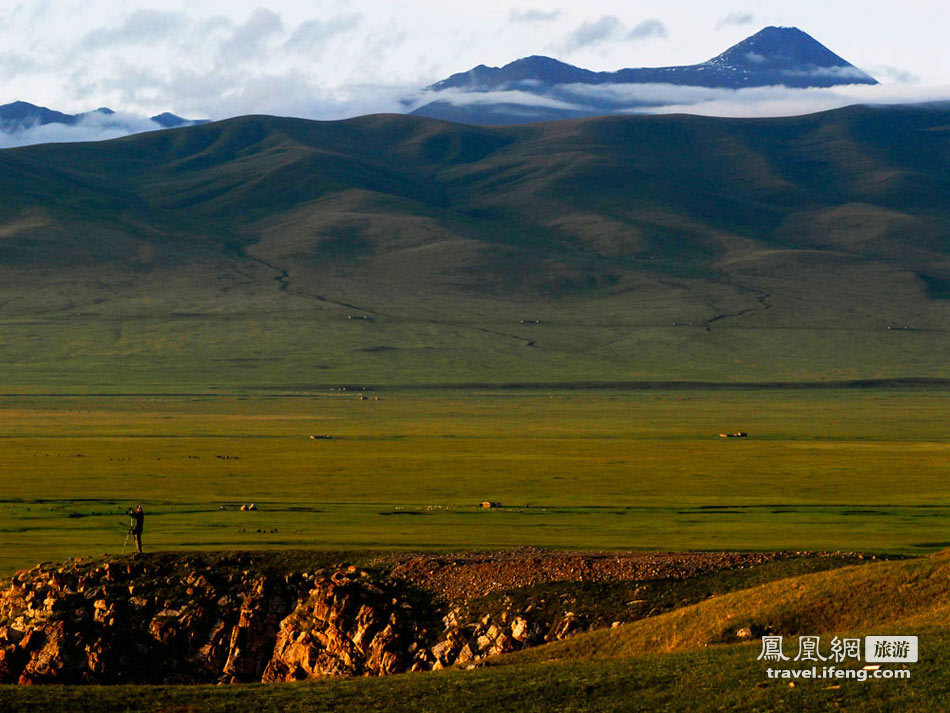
[122,528,131,553]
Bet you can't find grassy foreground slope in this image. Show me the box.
[0,105,948,389]
[2,552,946,712]
[509,549,950,662]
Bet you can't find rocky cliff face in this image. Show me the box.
[0,556,303,684]
[0,549,838,685]
[0,553,576,685]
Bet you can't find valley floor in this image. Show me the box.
[0,388,947,573]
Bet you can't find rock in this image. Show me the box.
[430,639,456,666]
[264,574,423,680]
[222,577,292,682]
[18,622,70,684]
[454,643,476,665]
[196,620,232,675]
[510,616,544,644]
[0,627,24,647]
[510,616,529,641]
[442,609,460,629]
[0,645,26,682]
[553,614,585,641]
[488,633,517,656]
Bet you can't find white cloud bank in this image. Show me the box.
[632,83,950,118]
[3,80,950,149]
[414,81,950,119]
[0,111,171,149]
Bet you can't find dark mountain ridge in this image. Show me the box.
[414,27,878,125]
[432,27,876,92]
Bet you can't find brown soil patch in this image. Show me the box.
[381,548,814,602]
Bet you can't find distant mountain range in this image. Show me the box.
[0,26,886,144]
[0,100,207,134]
[412,26,879,125]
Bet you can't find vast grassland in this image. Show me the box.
[1,387,946,573]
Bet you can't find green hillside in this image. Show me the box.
[510,549,950,663]
[0,106,948,389]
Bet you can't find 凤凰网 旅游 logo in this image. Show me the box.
[864,636,919,663]
[755,635,917,682]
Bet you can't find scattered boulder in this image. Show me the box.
[552,613,586,641]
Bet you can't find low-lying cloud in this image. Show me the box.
[0,110,169,149]
[409,87,585,112]
[4,80,950,149]
[867,65,920,84]
[411,80,950,119]
[632,83,950,117]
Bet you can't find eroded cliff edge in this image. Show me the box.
[0,549,863,684]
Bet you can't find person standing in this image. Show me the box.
[128,505,145,554]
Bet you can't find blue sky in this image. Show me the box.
[0,0,947,121]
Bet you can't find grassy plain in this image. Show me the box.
[0,387,946,574]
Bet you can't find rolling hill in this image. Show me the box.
[0,104,948,390]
